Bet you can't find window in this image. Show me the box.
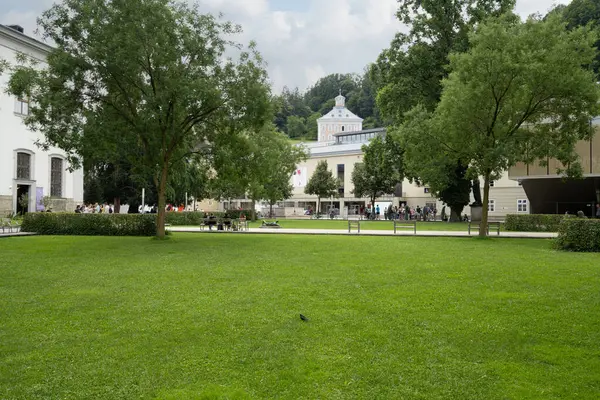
[424,187,430,194]
[341,126,345,132]
[50,157,63,197]
[489,180,495,187]
[488,200,496,212]
[517,199,528,213]
[14,97,29,115]
[16,152,31,180]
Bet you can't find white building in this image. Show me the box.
[317,92,363,142]
[278,94,530,219]
[0,24,83,215]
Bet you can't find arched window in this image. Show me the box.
[50,157,64,197]
[342,126,345,132]
[16,152,32,180]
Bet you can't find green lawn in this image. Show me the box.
[249,219,475,231]
[1,235,599,399]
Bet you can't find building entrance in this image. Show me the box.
[16,184,30,215]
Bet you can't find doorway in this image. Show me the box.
[16,184,30,215]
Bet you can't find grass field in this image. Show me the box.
[1,234,599,399]
[249,219,475,231]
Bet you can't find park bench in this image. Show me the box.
[393,220,417,234]
[348,216,361,233]
[468,221,501,236]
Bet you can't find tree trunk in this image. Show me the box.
[156,163,169,239]
[251,199,256,221]
[113,197,121,214]
[317,196,320,214]
[449,204,465,222]
[450,209,461,222]
[479,173,491,237]
[269,202,273,218]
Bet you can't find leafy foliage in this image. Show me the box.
[556,218,600,252]
[373,0,516,123]
[435,14,599,235]
[304,160,339,213]
[351,135,404,207]
[21,213,156,236]
[391,107,471,221]
[6,0,271,238]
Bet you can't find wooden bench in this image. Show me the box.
[348,218,361,233]
[468,221,501,236]
[393,220,416,234]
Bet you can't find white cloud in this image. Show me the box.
[0,0,574,92]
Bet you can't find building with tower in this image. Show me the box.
[317,91,363,142]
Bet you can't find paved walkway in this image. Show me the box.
[0,232,36,238]
[169,226,557,239]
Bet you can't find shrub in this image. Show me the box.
[504,214,565,232]
[555,218,600,252]
[21,213,156,236]
[165,212,205,226]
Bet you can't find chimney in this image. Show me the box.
[7,25,24,34]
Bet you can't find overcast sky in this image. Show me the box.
[1,0,571,92]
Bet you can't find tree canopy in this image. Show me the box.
[400,14,600,235]
[7,0,271,238]
[351,134,404,209]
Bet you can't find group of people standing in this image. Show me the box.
[360,204,438,221]
[75,203,114,214]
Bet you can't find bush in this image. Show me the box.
[21,213,156,236]
[165,212,205,226]
[555,218,600,252]
[504,214,565,232]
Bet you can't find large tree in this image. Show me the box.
[7,0,271,238]
[373,0,515,209]
[391,106,471,221]
[555,0,600,80]
[351,134,404,210]
[304,160,339,214]
[418,14,600,236]
[245,124,307,218]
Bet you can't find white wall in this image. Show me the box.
[0,28,83,214]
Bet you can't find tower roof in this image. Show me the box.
[317,91,363,122]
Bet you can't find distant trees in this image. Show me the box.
[273,70,382,139]
[305,160,339,214]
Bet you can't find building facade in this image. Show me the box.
[508,119,600,216]
[0,24,83,216]
[282,94,530,219]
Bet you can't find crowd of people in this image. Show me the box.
[360,204,438,221]
[74,203,114,214]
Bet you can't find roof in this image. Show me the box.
[334,127,386,138]
[0,24,53,55]
[317,107,363,122]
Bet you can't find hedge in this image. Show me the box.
[555,218,600,252]
[21,213,156,236]
[504,214,565,232]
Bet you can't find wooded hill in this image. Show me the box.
[273,70,383,140]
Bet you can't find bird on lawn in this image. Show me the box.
[300,314,309,322]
